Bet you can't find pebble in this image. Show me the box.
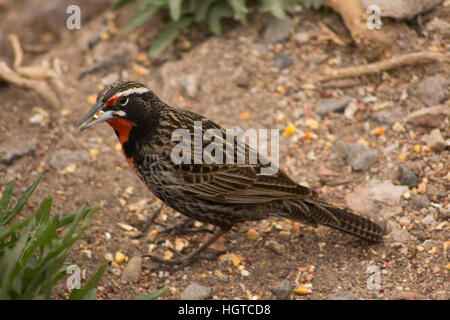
[369,109,405,125]
[361,0,442,19]
[120,256,142,283]
[271,279,294,300]
[180,283,211,300]
[406,105,450,128]
[263,18,293,43]
[346,180,408,217]
[422,129,446,151]
[49,149,90,171]
[416,75,448,106]
[421,214,435,225]
[329,291,355,300]
[0,137,36,165]
[294,32,310,44]
[274,52,293,69]
[333,141,379,171]
[397,165,419,187]
[181,74,200,99]
[390,226,411,243]
[264,240,285,254]
[413,195,430,209]
[315,96,353,116]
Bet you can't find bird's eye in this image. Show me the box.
[118,96,129,106]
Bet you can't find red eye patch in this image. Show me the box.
[106,95,119,106]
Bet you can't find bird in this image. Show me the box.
[78,80,386,267]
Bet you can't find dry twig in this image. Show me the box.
[0,61,60,110]
[320,51,449,81]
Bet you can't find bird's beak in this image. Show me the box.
[77,101,115,131]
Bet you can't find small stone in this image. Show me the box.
[406,105,450,128]
[274,52,293,69]
[294,32,310,44]
[361,0,442,20]
[315,96,353,116]
[101,72,120,86]
[181,74,200,99]
[413,195,430,209]
[390,227,411,243]
[334,141,379,171]
[421,214,435,225]
[271,279,294,300]
[264,240,285,254]
[0,137,36,165]
[180,283,211,300]
[50,149,90,171]
[121,256,142,283]
[416,75,448,106]
[397,165,419,187]
[422,129,446,151]
[344,101,359,119]
[263,18,293,44]
[329,291,355,300]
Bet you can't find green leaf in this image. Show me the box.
[114,0,137,10]
[69,263,109,300]
[0,221,33,299]
[2,172,43,226]
[149,16,194,56]
[169,0,183,21]
[124,1,161,33]
[133,286,170,300]
[194,0,217,22]
[260,0,287,20]
[208,2,234,35]
[226,0,248,22]
[0,181,14,223]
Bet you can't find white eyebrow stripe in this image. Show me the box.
[117,87,150,97]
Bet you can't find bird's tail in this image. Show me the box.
[286,200,387,242]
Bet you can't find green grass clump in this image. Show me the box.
[114,0,326,56]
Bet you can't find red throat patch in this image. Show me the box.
[106,118,139,174]
[106,118,136,146]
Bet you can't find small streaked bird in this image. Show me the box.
[78,81,386,267]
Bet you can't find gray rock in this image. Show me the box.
[361,0,443,20]
[263,18,293,44]
[180,283,211,300]
[274,52,293,69]
[264,240,285,254]
[181,74,200,99]
[406,105,450,128]
[271,279,294,300]
[369,109,406,125]
[413,195,430,209]
[315,96,353,116]
[0,137,36,164]
[416,75,448,107]
[383,143,399,155]
[397,165,419,187]
[421,214,435,225]
[329,291,355,300]
[422,129,446,151]
[390,227,411,243]
[334,141,379,171]
[346,180,408,218]
[121,256,142,283]
[50,149,90,170]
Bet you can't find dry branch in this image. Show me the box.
[319,51,449,81]
[0,61,60,110]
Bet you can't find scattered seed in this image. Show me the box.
[247,229,259,240]
[294,284,312,294]
[283,122,296,137]
[239,111,251,121]
[115,251,126,263]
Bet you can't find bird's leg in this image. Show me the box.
[131,204,164,239]
[144,227,229,268]
[158,218,215,237]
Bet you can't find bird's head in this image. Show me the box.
[77,81,153,131]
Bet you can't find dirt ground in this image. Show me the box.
[0,1,448,300]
